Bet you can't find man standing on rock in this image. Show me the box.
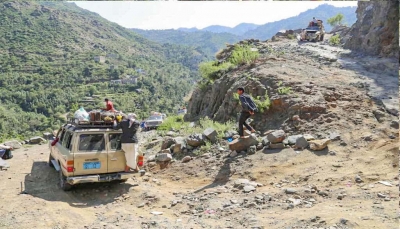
[237,87,257,138]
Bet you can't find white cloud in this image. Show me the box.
[71,1,357,30]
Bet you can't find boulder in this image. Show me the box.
[295,136,309,149]
[173,137,186,153]
[181,156,192,163]
[186,134,205,147]
[269,143,285,149]
[29,136,46,144]
[4,140,22,149]
[287,135,303,145]
[145,139,162,149]
[261,137,270,146]
[147,155,156,162]
[203,128,218,143]
[161,137,175,150]
[309,139,331,151]
[228,135,259,152]
[248,145,257,155]
[156,153,172,162]
[303,134,315,141]
[267,130,286,143]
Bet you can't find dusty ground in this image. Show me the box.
[0,39,398,229]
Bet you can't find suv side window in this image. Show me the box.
[109,133,122,150]
[62,131,73,150]
[78,134,105,151]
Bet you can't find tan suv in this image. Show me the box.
[48,122,144,191]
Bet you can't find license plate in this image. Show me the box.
[83,161,101,170]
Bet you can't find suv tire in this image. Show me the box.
[48,154,54,168]
[59,168,72,191]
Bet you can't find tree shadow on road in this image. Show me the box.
[23,161,135,208]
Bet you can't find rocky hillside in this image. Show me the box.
[343,0,399,58]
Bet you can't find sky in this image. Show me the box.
[72,1,357,30]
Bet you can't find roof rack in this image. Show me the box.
[66,119,115,129]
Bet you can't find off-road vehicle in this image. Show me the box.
[144,114,164,131]
[298,20,325,42]
[48,121,144,191]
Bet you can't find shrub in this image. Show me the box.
[228,45,259,66]
[157,115,186,131]
[199,61,233,81]
[253,93,271,113]
[278,86,292,95]
[329,35,341,46]
[287,34,295,39]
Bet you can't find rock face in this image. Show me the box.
[343,1,399,58]
[228,135,259,152]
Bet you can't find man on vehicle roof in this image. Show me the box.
[103,98,116,112]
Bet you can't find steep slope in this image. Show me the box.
[343,0,399,58]
[0,1,204,141]
[131,29,243,58]
[244,4,357,40]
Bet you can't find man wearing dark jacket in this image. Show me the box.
[115,113,140,172]
[237,87,257,138]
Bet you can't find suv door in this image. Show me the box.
[73,133,108,175]
[59,130,74,175]
[107,132,126,173]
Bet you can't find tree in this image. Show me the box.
[327,13,344,27]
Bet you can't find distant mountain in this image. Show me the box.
[131,29,244,58]
[175,4,356,40]
[243,4,357,40]
[177,23,260,36]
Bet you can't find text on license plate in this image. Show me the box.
[83,161,101,170]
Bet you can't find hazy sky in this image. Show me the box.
[72,1,357,30]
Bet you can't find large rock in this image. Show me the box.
[29,136,46,144]
[343,1,398,58]
[161,137,175,150]
[287,135,303,145]
[309,139,331,151]
[203,128,218,143]
[295,136,309,149]
[186,134,205,147]
[267,130,286,144]
[173,137,186,153]
[228,135,259,152]
[4,140,22,149]
[156,152,172,162]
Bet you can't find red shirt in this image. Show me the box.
[106,101,115,111]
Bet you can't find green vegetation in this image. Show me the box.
[277,82,292,95]
[0,1,205,141]
[329,34,341,46]
[252,93,271,113]
[228,45,260,66]
[199,61,234,81]
[287,34,295,39]
[327,13,345,27]
[158,116,234,139]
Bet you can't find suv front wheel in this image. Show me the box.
[59,169,72,191]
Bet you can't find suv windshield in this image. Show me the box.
[78,134,105,151]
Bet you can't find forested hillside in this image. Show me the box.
[0,1,206,141]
